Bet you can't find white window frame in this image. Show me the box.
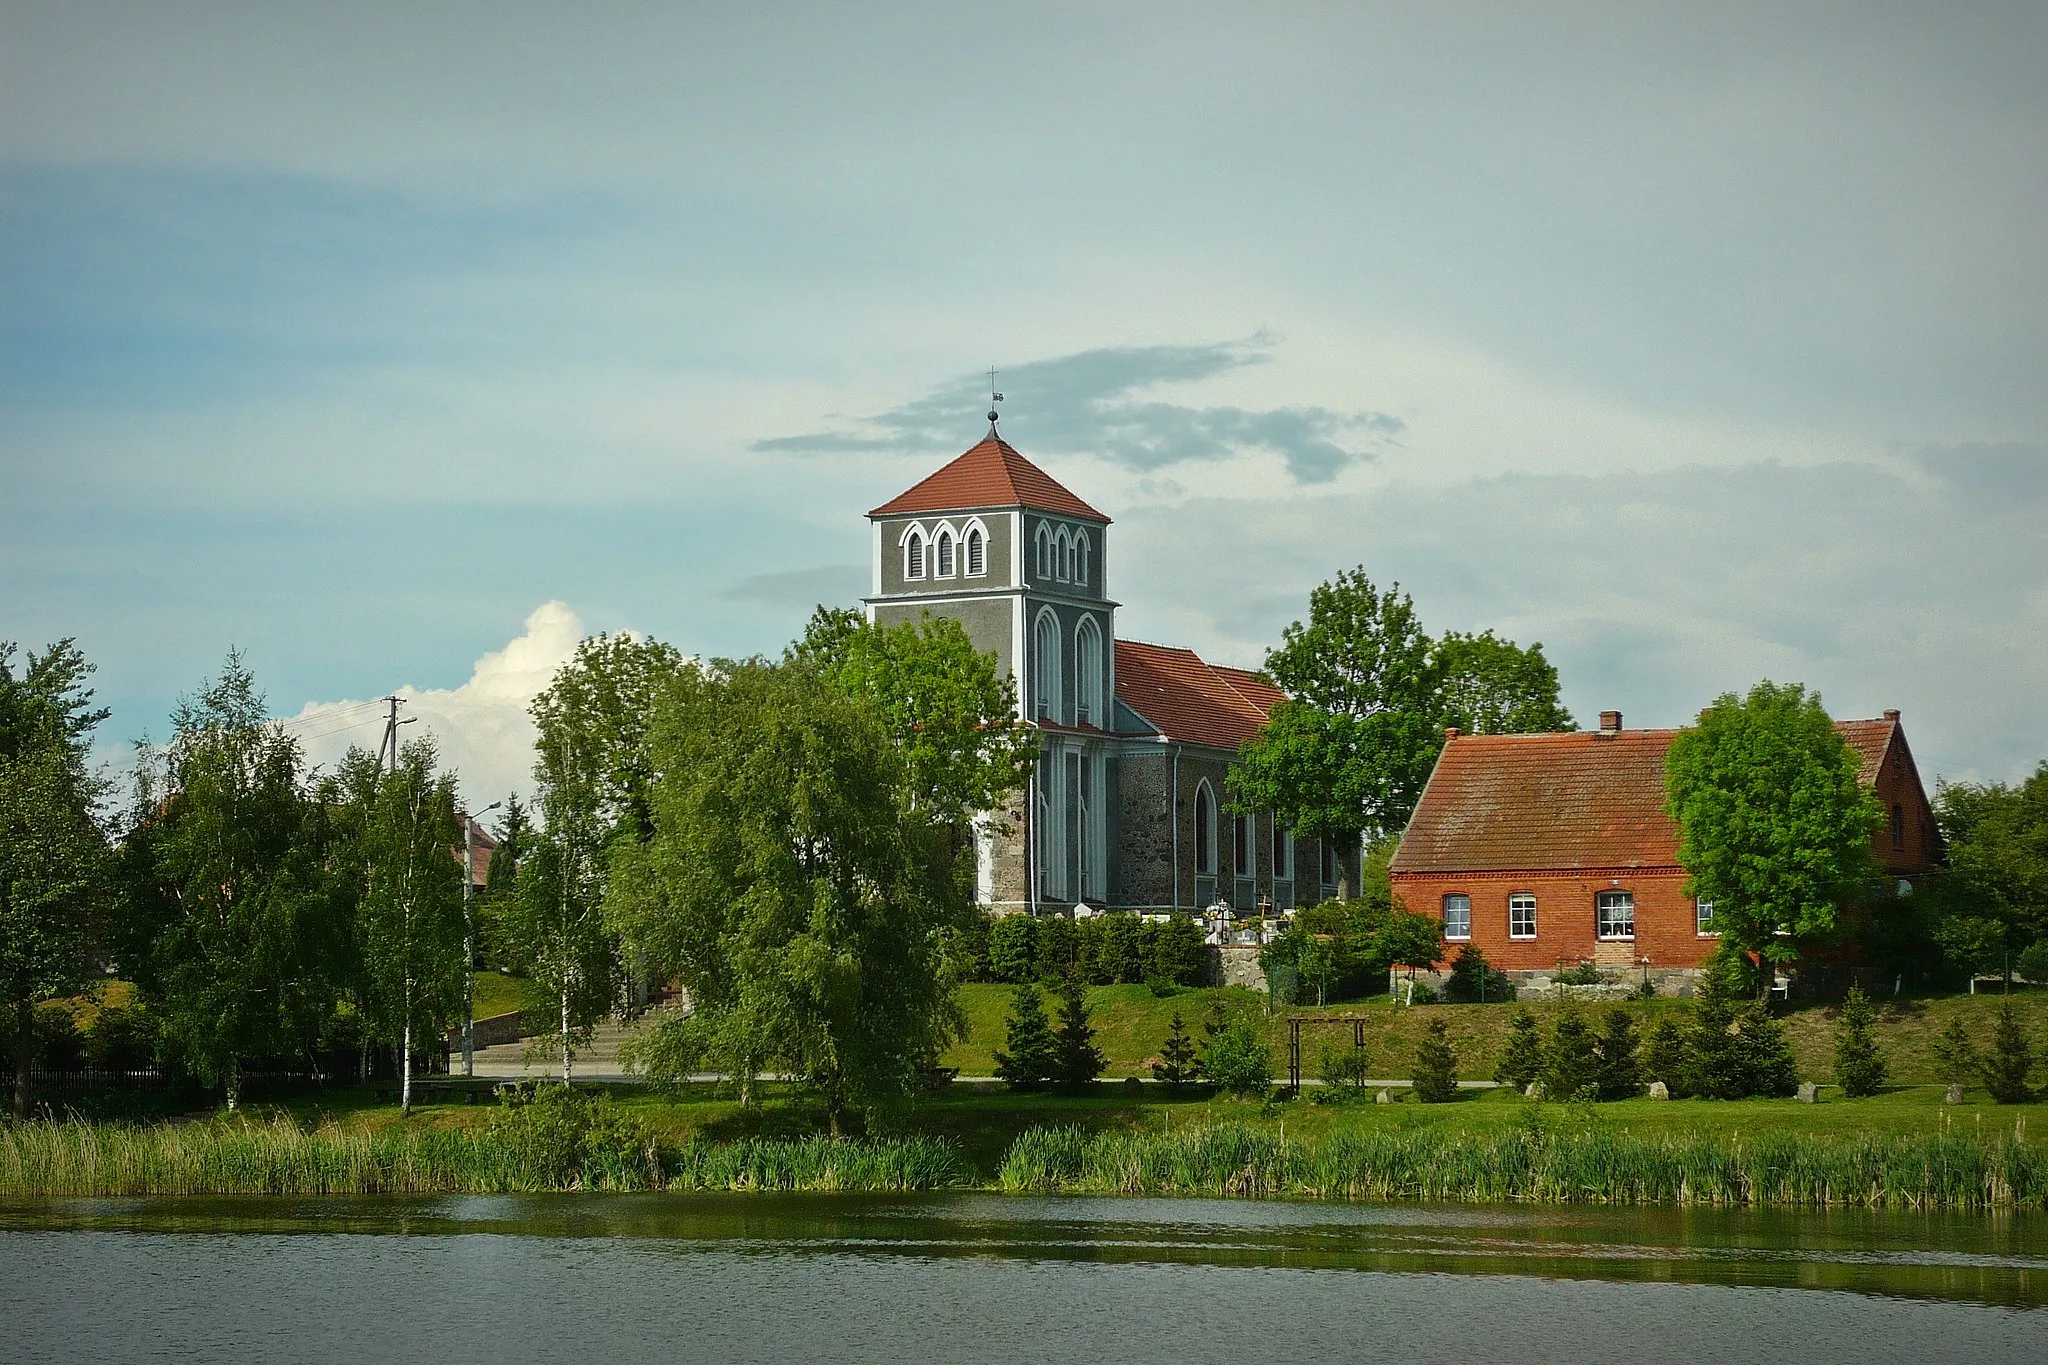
[1053,525,1072,582]
[1443,893,1472,940]
[902,525,927,580]
[934,522,956,578]
[1194,780,1218,876]
[1074,528,1090,586]
[1508,893,1536,940]
[1695,900,1718,937]
[1032,607,1062,722]
[1035,524,1053,580]
[1596,890,1636,941]
[1073,617,1102,726]
[962,517,988,577]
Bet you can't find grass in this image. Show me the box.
[470,969,530,1021]
[943,982,2048,1085]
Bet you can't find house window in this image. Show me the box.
[1074,530,1090,586]
[1696,900,1718,936]
[1443,894,1472,940]
[1890,803,1904,851]
[904,529,925,579]
[1074,618,1102,726]
[1061,529,1078,582]
[1194,782,1217,875]
[1233,813,1252,876]
[935,530,955,578]
[1272,827,1295,911]
[1320,843,1337,889]
[1596,890,1635,940]
[966,526,985,576]
[1509,893,1536,939]
[1033,609,1062,721]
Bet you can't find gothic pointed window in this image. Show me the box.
[936,529,955,577]
[1033,608,1062,722]
[1060,528,1076,582]
[1035,525,1053,580]
[1194,782,1217,875]
[965,526,985,576]
[904,528,925,580]
[1074,618,1102,726]
[1074,530,1090,586]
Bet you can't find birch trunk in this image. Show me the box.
[561,984,572,1083]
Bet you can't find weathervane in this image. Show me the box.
[987,366,1003,433]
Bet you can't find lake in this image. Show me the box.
[4,1194,2045,1362]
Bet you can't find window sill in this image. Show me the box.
[1508,934,1536,941]
[1595,934,1636,942]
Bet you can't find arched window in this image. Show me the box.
[1074,530,1090,586]
[1233,812,1252,877]
[1032,608,1062,721]
[1035,525,1053,580]
[965,524,985,576]
[1194,782,1217,875]
[936,529,955,578]
[903,527,926,580]
[1074,617,1102,726]
[1060,528,1077,582]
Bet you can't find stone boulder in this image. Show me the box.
[1796,1081,1818,1104]
[1945,1083,1966,1105]
[1647,1080,1670,1100]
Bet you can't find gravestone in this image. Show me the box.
[1525,1081,1544,1100]
[1797,1082,1818,1104]
[1647,1080,1670,1100]
[1375,1088,1393,1105]
[1945,1083,1966,1105]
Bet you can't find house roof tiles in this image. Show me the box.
[868,433,1109,522]
[1113,639,1282,750]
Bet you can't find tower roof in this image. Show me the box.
[868,434,1109,522]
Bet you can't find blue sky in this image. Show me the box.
[3,3,2044,800]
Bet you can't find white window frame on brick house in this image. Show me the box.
[1596,889,1635,940]
[1509,893,1536,939]
[1443,893,1472,940]
[1696,900,1718,936]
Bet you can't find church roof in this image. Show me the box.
[1389,716,1905,876]
[1113,640,1284,751]
[869,433,1109,522]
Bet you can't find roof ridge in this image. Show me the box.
[868,434,1109,521]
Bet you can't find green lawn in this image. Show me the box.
[470,969,531,1021]
[945,982,2048,1086]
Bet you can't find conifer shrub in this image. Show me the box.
[1151,1013,1201,1090]
[1542,1014,1599,1101]
[1594,1007,1642,1100]
[1831,986,1888,1097]
[1444,944,1512,1003]
[1982,1001,2039,1105]
[1933,1017,1978,1095]
[1641,1017,1690,1097]
[1495,1008,1545,1090]
[993,983,1057,1089]
[1051,976,1107,1090]
[1410,1019,1459,1103]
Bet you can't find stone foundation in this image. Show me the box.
[1211,944,1267,992]
[1391,965,1705,1001]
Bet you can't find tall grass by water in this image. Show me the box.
[997,1121,2048,1210]
[0,1117,967,1197]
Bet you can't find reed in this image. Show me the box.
[0,1117,967,1197]
[995,1122,2048,1210]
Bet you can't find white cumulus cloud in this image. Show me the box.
[284,601,584,810]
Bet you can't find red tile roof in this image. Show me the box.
[1391,718,1903,875]
[868,433,1109,522]
[1113,640,1282,750]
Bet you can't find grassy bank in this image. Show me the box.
[996,1120,2048,1210]
[942,983,2048,1083]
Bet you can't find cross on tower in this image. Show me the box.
[987,366,1003,430]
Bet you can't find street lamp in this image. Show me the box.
[462,800,502,1078]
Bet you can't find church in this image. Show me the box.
[865,425,1359,919]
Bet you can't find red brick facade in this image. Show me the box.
[1393,866,1712,973]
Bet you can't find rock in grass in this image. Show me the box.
[1946,1083,1966,1105]
[1525,1081,1544,1100]
[1797,1082,1818,1104]
[1647,1081,1669,1100]
[1376,1088,1393,1105]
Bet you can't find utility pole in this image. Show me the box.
[376,694,414,773]
[461,800,502,1078]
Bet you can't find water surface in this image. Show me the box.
[4,1194,2044,1362]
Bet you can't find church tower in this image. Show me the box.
[866,426,1116,912]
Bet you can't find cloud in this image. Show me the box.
[719,564,868,610]
[284,601,583,807]
[754,339,1404,483]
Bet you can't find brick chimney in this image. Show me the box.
[1444,727,1460,740]
[1883,709,1900,722]
[1599,710,1622,733]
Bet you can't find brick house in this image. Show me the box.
[1387,708,1939,995]
[866,425,1357,917]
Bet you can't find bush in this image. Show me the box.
[1202,1017,1273,1097]
[1982,1001,2038,1104]
[1495,1009,1545,1090]
[1142,916,1207,987]
[993,983,1057,1089]
[987,915,1038,984]
[2020,940,2048,985]
[1051,976,1107,1090]
[1556,962,1603,986]
[489,1081,662,1188]
[1832,986,1888,1098]
[83,1001,160,1072]
[1317,1040,1373,1096]
[1410,1019,1459,1103]
[1542,1014,1599,1101]
[1152,1013,1201,1089]
[1595,1008,1642,1100]
[1100,914,1146,985]
[1444,944,1512,1003]
[1036,916,1076,983]
[1642,1017,1690,1096]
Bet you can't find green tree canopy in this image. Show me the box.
[1435,630,1575,736]
[0,640,113,1116]
[1934,764,2048,964]
[1664,681,1883,989]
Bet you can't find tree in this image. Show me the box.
[1594,1008,1642,1100]
[1935,765,2048,969]
[0,640,112,1117]
[1318,1039,1373,1095]
[1434,631,1575,736]
[1831,986,1887,1098]
[1203,1015,1273,1096]
[118,653,336,1110]
[1641,1017,1689,1096]
[1143,916,1207,989]
[1379,908,1445,999]
[1051,975,1107,1090]
[1932,1017,1978,1095]
[994,982,1057,1089]
[345,738,466,1113]
[1981,1001,2037,1104]
[1230,571,1443,844]
[1410,1017,1459,1102]
[611,660,974,1130]
[1731,1004,1801,1099]
[987,914,1037,983]
[1664,682,1884,994]
[1495,1008,1545,1090]
[1152,1011,1201,1090]
[483,793,530,899]
[1542,1014,1599,1101]
[1444,943,1504,1004]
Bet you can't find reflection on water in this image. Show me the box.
[2,1194,2044,1363]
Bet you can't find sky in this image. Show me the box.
[3,3,2044,805]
